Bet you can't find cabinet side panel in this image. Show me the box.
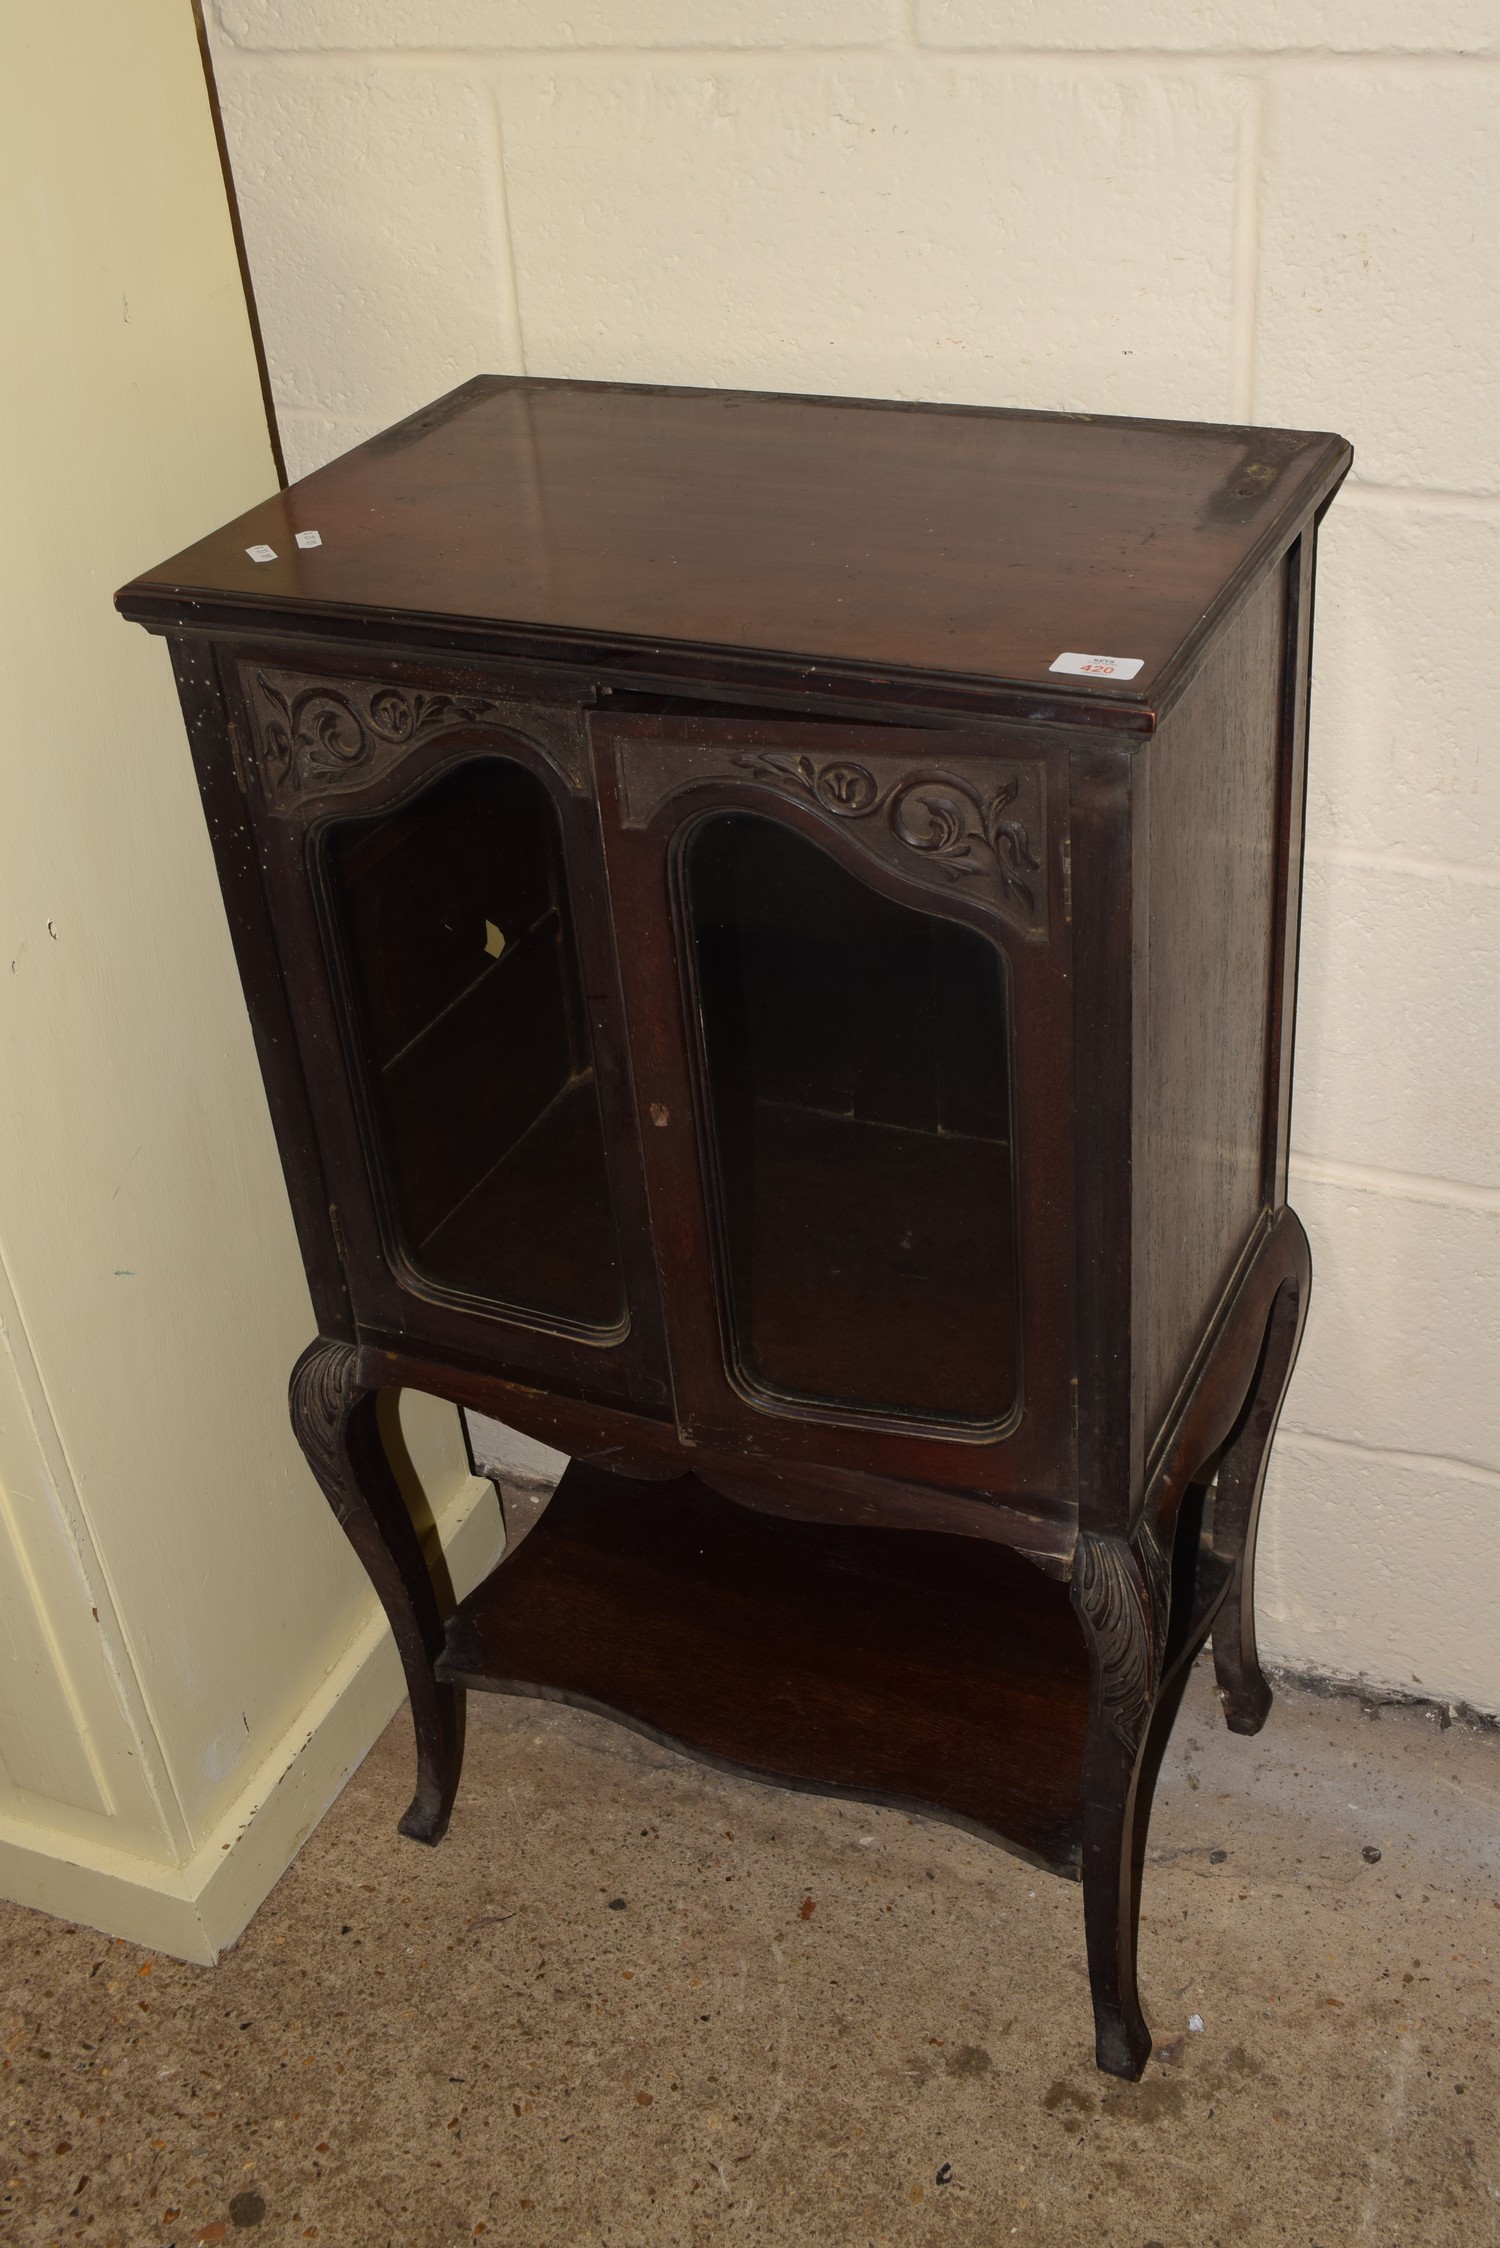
[1134,567,1286,1455]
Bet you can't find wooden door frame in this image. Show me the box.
[592,710,1078,1505]
[223,652,672,1415]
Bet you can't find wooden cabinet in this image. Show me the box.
[118,377,1349,2078]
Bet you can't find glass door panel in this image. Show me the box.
[681,811,1017,1425]
[323,756,625,1332]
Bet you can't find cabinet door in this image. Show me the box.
[234,659,668,1410]
[593,713,1074,1497]
[321,753,623,1332]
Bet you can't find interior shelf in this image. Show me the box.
[728,1098,1017,1423]
[438,1462,1090,1876]
[414,1072,621,1323]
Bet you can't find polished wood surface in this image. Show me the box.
[119,375,1349,724]
[439,1462,1090,1876]
[117,377,1346,2081]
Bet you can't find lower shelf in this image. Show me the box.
[437,1462,1089,1876]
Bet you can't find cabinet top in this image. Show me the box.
[118,376,1349,724]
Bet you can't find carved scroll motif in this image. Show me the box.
[287,1335,463,1844]
[1072,1523,1172,1752]
[244,669,589,808]
[618,739,1047,936]
[288,1336,360,1523]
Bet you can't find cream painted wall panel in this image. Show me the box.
[0,669,373,1850]
[214,57,520,421]
[2,0,288,1874]
[1308,503,1499,871]
[214,0,899,46]
[0,1252,203,1864]
[1281,1179,1500,1473]
[1256,69,1499,492]
[1,0,491,1947]
[498,58,1247,412]
[1259,1441,1500,1711]
[0,1493,110,1817]
[0,1456,500,1963]
[1292,864,1500,1193]
[0,1268,134,1826]
[917,1,1496,52]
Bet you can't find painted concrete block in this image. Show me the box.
[1257,69,1499,492]
[212,0,899,48]
[1293,862,1500,1193]
[466,1413,567,1486]
[214,58,518,421]
[1308,502,1499,872]
[917,0,1496,52]
[276,412,386,483]
[1259,1438,1500,1712]
[1281,1177,1500,1474]
[498,58,1245,414]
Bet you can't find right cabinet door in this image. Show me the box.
[593,712,1076,1501]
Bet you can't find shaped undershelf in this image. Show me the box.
[437,1461,1090,1876]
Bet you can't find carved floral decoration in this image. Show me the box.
[288,1337,360,1518]
[731,749,1043,923]
[1072,1522,1172,1752]
[254,677,500,802]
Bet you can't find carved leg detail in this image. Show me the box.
[1072,1521,1171,2080]
[1212,1228,1311,1737]
[290,1338,465,1844]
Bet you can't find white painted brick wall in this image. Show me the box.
[1309,505,1498,869]
[214,59,519,442]
[206,2,1500,1709]
[917,2,1499,51]
[1254,68,1498,491]
[1294,863,1499,1189]
[216,1,901,49]
[495,59,1248,411]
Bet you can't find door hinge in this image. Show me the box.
[1062,835,1073,924]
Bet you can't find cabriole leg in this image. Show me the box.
[1212,1224,1311,1736]
[289,1337,465,1843]
[1072,1520,1171,2080]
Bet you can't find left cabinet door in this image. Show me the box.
[228,658,670,1413]
[324,755,621,1329]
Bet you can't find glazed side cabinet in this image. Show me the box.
[118,377,1350,2077]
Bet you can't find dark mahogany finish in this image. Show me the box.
[118,376,1348,2080]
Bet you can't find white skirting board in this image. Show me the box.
[0,1472,503,1966]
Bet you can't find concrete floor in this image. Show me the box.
[4,1649,1498,2247]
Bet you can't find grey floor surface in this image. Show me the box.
[3,1647,1497,2247]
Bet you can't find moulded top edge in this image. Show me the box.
[114,583,1169,736]
[116,375,1351,718]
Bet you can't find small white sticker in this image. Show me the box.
[1049,651,1144,681]
[295,529,322,550]
[245,543,277,564]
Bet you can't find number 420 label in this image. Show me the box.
[1049,651,1144,681]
